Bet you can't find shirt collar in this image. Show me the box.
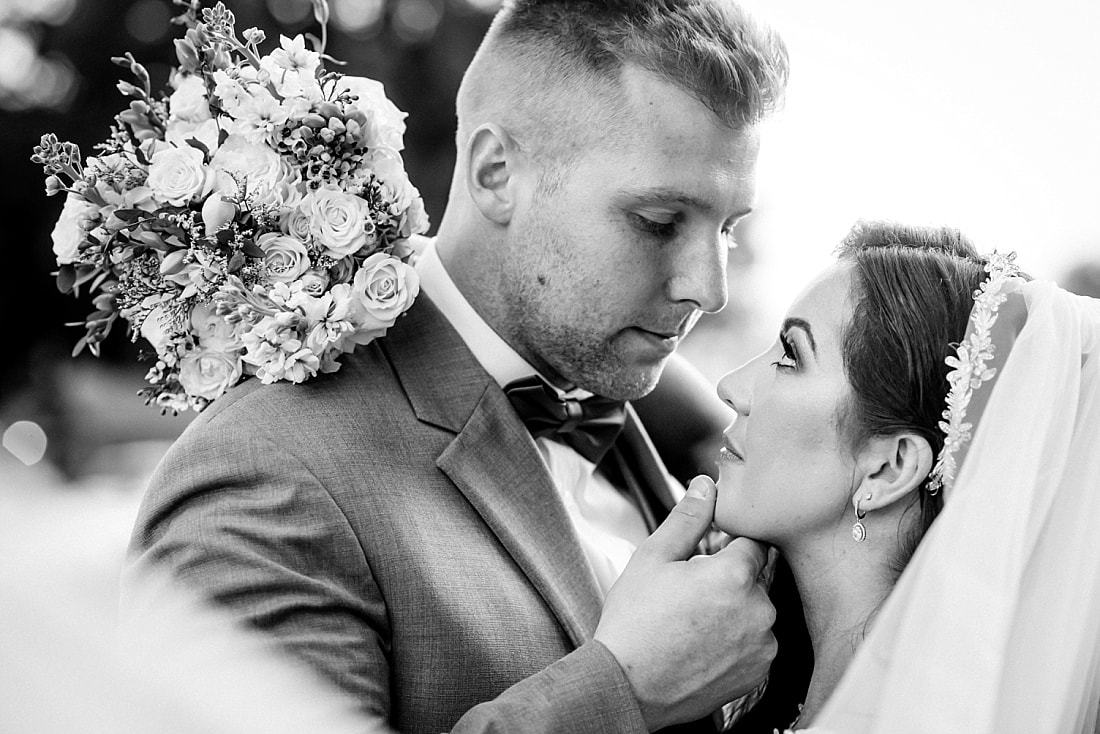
[414,237,591,400]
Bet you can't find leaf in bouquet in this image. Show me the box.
[73,265,102,290]
[214,228,236,247]
[113,209,148,223]
[56,264,77,293]
[186,137,211,160]
[90,271,114,293]
[137,231,171,251]
[227,251,247,274]
[240,238,265,259]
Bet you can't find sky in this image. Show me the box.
[734,0,1100,329]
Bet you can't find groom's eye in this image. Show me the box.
[629,211,678,239]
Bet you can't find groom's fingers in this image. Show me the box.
[710,536,770,584]
[634,475,717,563]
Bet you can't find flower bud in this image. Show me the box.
[316,101,341,119]
[243,27,267,46]
[202,194,238,234]
[44,175,64,196]
[174,38,200,72]
[117,81,142,98]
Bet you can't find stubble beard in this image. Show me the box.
[507,308,667,401]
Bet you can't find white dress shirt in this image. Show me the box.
[414,239,649,596]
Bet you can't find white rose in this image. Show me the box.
[305,187,376,258]
[147,146,208,206]
[50,192,93,264]
[351,254,420,329]
[168,74,212,123]
[178,349,243,401]
[281,205,312,242]
[298,270,330,297]
[189,302,240,352]
[165,117,221,154]
[210,134,281,191]
[336,76,406,152]
[258,232,311,283]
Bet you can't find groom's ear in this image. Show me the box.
[855,432,934,512]
[465,123,525,225]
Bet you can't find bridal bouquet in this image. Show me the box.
[31,0,428,413]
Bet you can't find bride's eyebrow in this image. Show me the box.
[781,317,817,356]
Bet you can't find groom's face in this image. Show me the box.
[498,67,759,400]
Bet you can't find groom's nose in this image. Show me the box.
[664,233,728,314]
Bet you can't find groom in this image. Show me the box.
[128,1,789,732]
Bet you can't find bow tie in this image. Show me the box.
[503,375,626,465]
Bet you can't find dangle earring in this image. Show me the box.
[852,493,872,543]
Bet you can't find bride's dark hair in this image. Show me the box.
[836,220,987,575]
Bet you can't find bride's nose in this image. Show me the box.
[717,364,752,417]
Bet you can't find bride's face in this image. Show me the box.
[714,262,860,544]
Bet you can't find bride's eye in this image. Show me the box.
[771,333,797,370]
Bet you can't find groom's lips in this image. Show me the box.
[625,326,682,353]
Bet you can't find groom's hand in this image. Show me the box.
[594,475,777,731]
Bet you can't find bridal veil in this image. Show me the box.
[807,278,1100,733]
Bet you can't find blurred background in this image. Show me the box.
[2,0,1098,508]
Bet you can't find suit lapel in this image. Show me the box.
[613,404,684,527]
[381,297,603,647]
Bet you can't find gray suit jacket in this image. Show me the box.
[128,295,708,734]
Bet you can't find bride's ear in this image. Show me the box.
[464,123,526,225]
[854,433,934,512]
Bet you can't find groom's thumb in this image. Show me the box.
[636,475,716,563]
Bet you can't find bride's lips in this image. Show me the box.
[719,434,745,464]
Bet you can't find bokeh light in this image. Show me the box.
[331,0,385,36]
[125,0,173,45]
[393,0,443,44]
[3,421,48,467]
[265,0,314,28]
[0,0,77,26]
[0,27,77,111]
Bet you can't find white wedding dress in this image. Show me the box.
[804,279,1100,734]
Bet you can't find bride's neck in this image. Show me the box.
[782,541,893,724]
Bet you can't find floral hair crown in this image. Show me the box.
[926,250,1021,496]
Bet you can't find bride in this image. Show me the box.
[705,220,1100,732]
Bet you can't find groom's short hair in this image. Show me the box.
[456,0,788,179]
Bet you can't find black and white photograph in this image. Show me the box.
[2,1,1099,732]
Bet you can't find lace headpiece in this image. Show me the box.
[927,251,1021,496]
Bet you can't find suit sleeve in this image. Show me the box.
[125,417,395,719]
[126,415,649,734]
[453,641,648,733]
